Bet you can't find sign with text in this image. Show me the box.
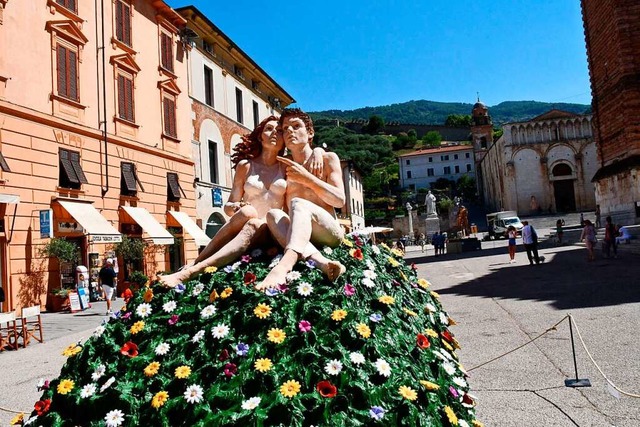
[212,187,223,207]
[39,209,53,239]
[90,235,122,243]
[69,291,83,313]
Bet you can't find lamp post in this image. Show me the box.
[406,202,413,242]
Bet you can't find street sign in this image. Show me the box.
[39,209,53,239]
[212,187,222,207]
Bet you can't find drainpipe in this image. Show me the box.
[96,0,109,197]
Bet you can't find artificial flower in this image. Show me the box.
[459,421,471,427]
[219,349,230,361]
[375,358,391,377]
[204,266,217,273]
[280,380,301,398]
[439,312,450,325]
[192,284,205,296]
[403,308,418,317]
[175,284,186,293]
[212,324,230,339]
[151,391,169,409]
[296,282,314,296]
[241,254,252,263]
[430,290,441,299]
[254,303,272,319]
[298,320,312,333]
[370,313,383,322]
[453,377,468,388]
[200,305,217,319]
[104,409,125,427]
[121,288,133,303]
[34,399,51,416]
[93,325,106,338]
[442,361,457,375]
[10,413,24,425]
[449,386,460,398]
[91,365,106,381]
[130,321,145,335]
[143,288,154,303]
[57,379,74,395]
[331,309,348,321]
[168,314,180,326]
[420,380,440,391]
[343,284,355,296]
[371,245,381,254]
[388,257,400,267]
[356,323,371,339]
[363,269,377,279]
[163,301,177,313]
[277,283,289,293]
[462,393,476,408]
[285,271,301,282]
[136,303,152,318]
[209,290,219,302]
[442,340,454,352]
[224,363,237,378]
[323,247,333,254]
[424,328,439,338]
[316,380,337,398]
[417,278,430,289]
[155,342,170,355]
[235,342,249,356]
[265,288,279,297]
[471,421,485,427]
[362,278,376,288]
[444,406,458,425]
[80,384,97,398]
[144,361,161,377]
[324,359,343,376]
[399,385,418,401]
[448,316,458,326]
[100,377,116,392]
[174,366,192,379]
[62,344,82,357]
[369,406,386,421]
[184,385,203,404]
[305,259,316,269]
[350,248,364,260]
[254,358,272,372]
[241,396,261,410]
[36,378,49,390]
[120,341,139,357]
[391,248,404,257]
[349,352,365,365]
[250,248,262,258]
[220,287,233,299]
[378,295,395,305]
[342,238,354,247]
[267,328,286,344]
[417,333,430,349]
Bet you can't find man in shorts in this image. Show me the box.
[98,259,117,314]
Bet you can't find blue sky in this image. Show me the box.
[167,1,591,112]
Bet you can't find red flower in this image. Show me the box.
[351,248,364,261]
[120,341,139,358]
[219,349,230,361]
[168,314,179,326]
[243,272,257,285]
[462,393,475,406]
[354,236,363,247]
[417,333,430,349]
[411,263,418,271]
[316,380,337,398]
[441,330,454,343]
[224,363,237,378]
[121,288,133,303]
[34,399,51,416]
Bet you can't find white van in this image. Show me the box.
[486,211,524,238]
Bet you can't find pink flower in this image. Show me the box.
[224,363,237,378]
[241,255,252,263]
[298,320,312,333]
[168,314,179,325]
[344,284,356,296]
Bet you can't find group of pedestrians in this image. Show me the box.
[505,221,543,265]
[580,215,620,261]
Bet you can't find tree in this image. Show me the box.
[445,114,473,127]
[456,175,477,202]
[422,131,442,147]
[363,115,385,135]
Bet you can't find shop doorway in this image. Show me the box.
[167,227,184,273]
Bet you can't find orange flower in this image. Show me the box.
[349,248,364,260]
[209,289,219,302]
[143,288,154,303]
[220,287,233,299]
[121,288,133,303]
[416,333,430,349]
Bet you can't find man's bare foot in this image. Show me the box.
[318,260,346,282]
[159,271,189,288]
[256,264,288,291]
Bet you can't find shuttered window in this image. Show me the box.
[120,162,143,196]
[117,74,135,122]
[160,33,173,72]
[56,0,77,13]
[115,0,132,46]
[59,148,87,189]
[56,44,79,101]
[163,96,177,138]
[167,173,182,201]
[0,153,11,172]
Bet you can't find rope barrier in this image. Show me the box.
[468,314,569,372]
[569,314,640,398]
[0,404,26,414]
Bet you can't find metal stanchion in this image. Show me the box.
[564,314,591,388]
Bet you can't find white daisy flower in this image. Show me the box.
[91,364,106,381]
[363,269,377,279]
[93,325,106,337]
[191,284,205,296]
[374,358,391,377]
[80,383,97,398]
[285,271,301,282]
[362,278,376,288]
[268,254,283,268]
[250,248,263,258]
[323,247,333,255]
[439,349,454,360]
[163,301,177,313]
[100,377,116,392]
[211,324,230,339]
[183,384,204,404]
[36,378,46,389]
[241,396,261,410]
[23,415,38,426]
[425,303,437,313]
[136,303,152,318]
[371,245,381,255]
[453,376,468,388]
[104,409,125,427]
[231,261,242,271]
[366,259,376,270]
[155,342,170,356]
[459,421,470,427]
[324,359,343,376]
[349,352,366,365]
[443,361,456,375]
[192,330,205,343]
[200,305,217,319]
[439,312,449,325]
[296,282,314,296]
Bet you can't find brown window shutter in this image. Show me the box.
[68,0,77,13]
[169,98,176,137]
[59,149,79,184]
[115,1,123,42]
[163,98,171,135]
[117,75,126,119]
[167,173,181,200]
[69,50,78,101]
[123,3,131,46]
[0,153,11,173]
[161,33,173,72]
[57,44,68,98]
[124,76,134,122]
[69,151,88,184]
[121,162,137,193]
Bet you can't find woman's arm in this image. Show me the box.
[224,161,251,217]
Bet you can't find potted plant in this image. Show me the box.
[127,271,149,292]
[40,238,80,311]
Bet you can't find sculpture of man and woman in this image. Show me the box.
[160,109,346,290]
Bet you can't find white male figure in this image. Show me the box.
[258,108,346,289]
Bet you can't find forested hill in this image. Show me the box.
[310,100,591,125]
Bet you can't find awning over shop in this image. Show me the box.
[120,206,174,245]
[0,193,20,204]
[167,211,211,247]
[56,199,122,243]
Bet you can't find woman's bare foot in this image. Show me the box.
[255,263,288,290]
[318,260,346,282]
[159,271,190,288]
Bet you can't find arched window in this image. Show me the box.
[552,163,572,177]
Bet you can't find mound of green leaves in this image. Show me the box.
[25,237,482,427]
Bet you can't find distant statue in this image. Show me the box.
[425,191,437,216]
[530,195,539,214]
[457,205,469,237]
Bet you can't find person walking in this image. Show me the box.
[418,233,426,253]
[580,219,597,262]
[521,221,540,265]
[602,216,618,258]
[595,205,602,229]
[98,259,117,314]
[507,225,517,263]
[556,219,565,244]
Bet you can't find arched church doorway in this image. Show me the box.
[206,212,226,238]
[552,163,576,212]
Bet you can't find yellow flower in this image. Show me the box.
[403,307,417,317]
[9,413,24,425]
[387,257,400,267]
[267,328,286,344]
[380,242,390,250]
[280,380,301,398]
[424,328,438,338]
[356,323,371,339]
[444,406,458,425]
[448,317,457,326]
[331,309,348,321]
[391,248,404,256]
[378,295,395,305]
[254,303,272,319]
[151,391,169,409]
[471,420,485,427]
[57,379,75,395]
[174,365,192,379]
[144,361,161,377]
[209,289,219,302]
[220,287,233,299]
[417,278,430,289]
[61,344,82,357]
[130,321,145,334]
[430,290,441,299]
[143,288,154,303]
[419,380,440,391]
[442,340,454,352]
[204,266,217,273]
[398,385,418,401]
[121,305,127,312]
[254,358,272,372]
[342,238,353,248]
[400,271,408,282]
